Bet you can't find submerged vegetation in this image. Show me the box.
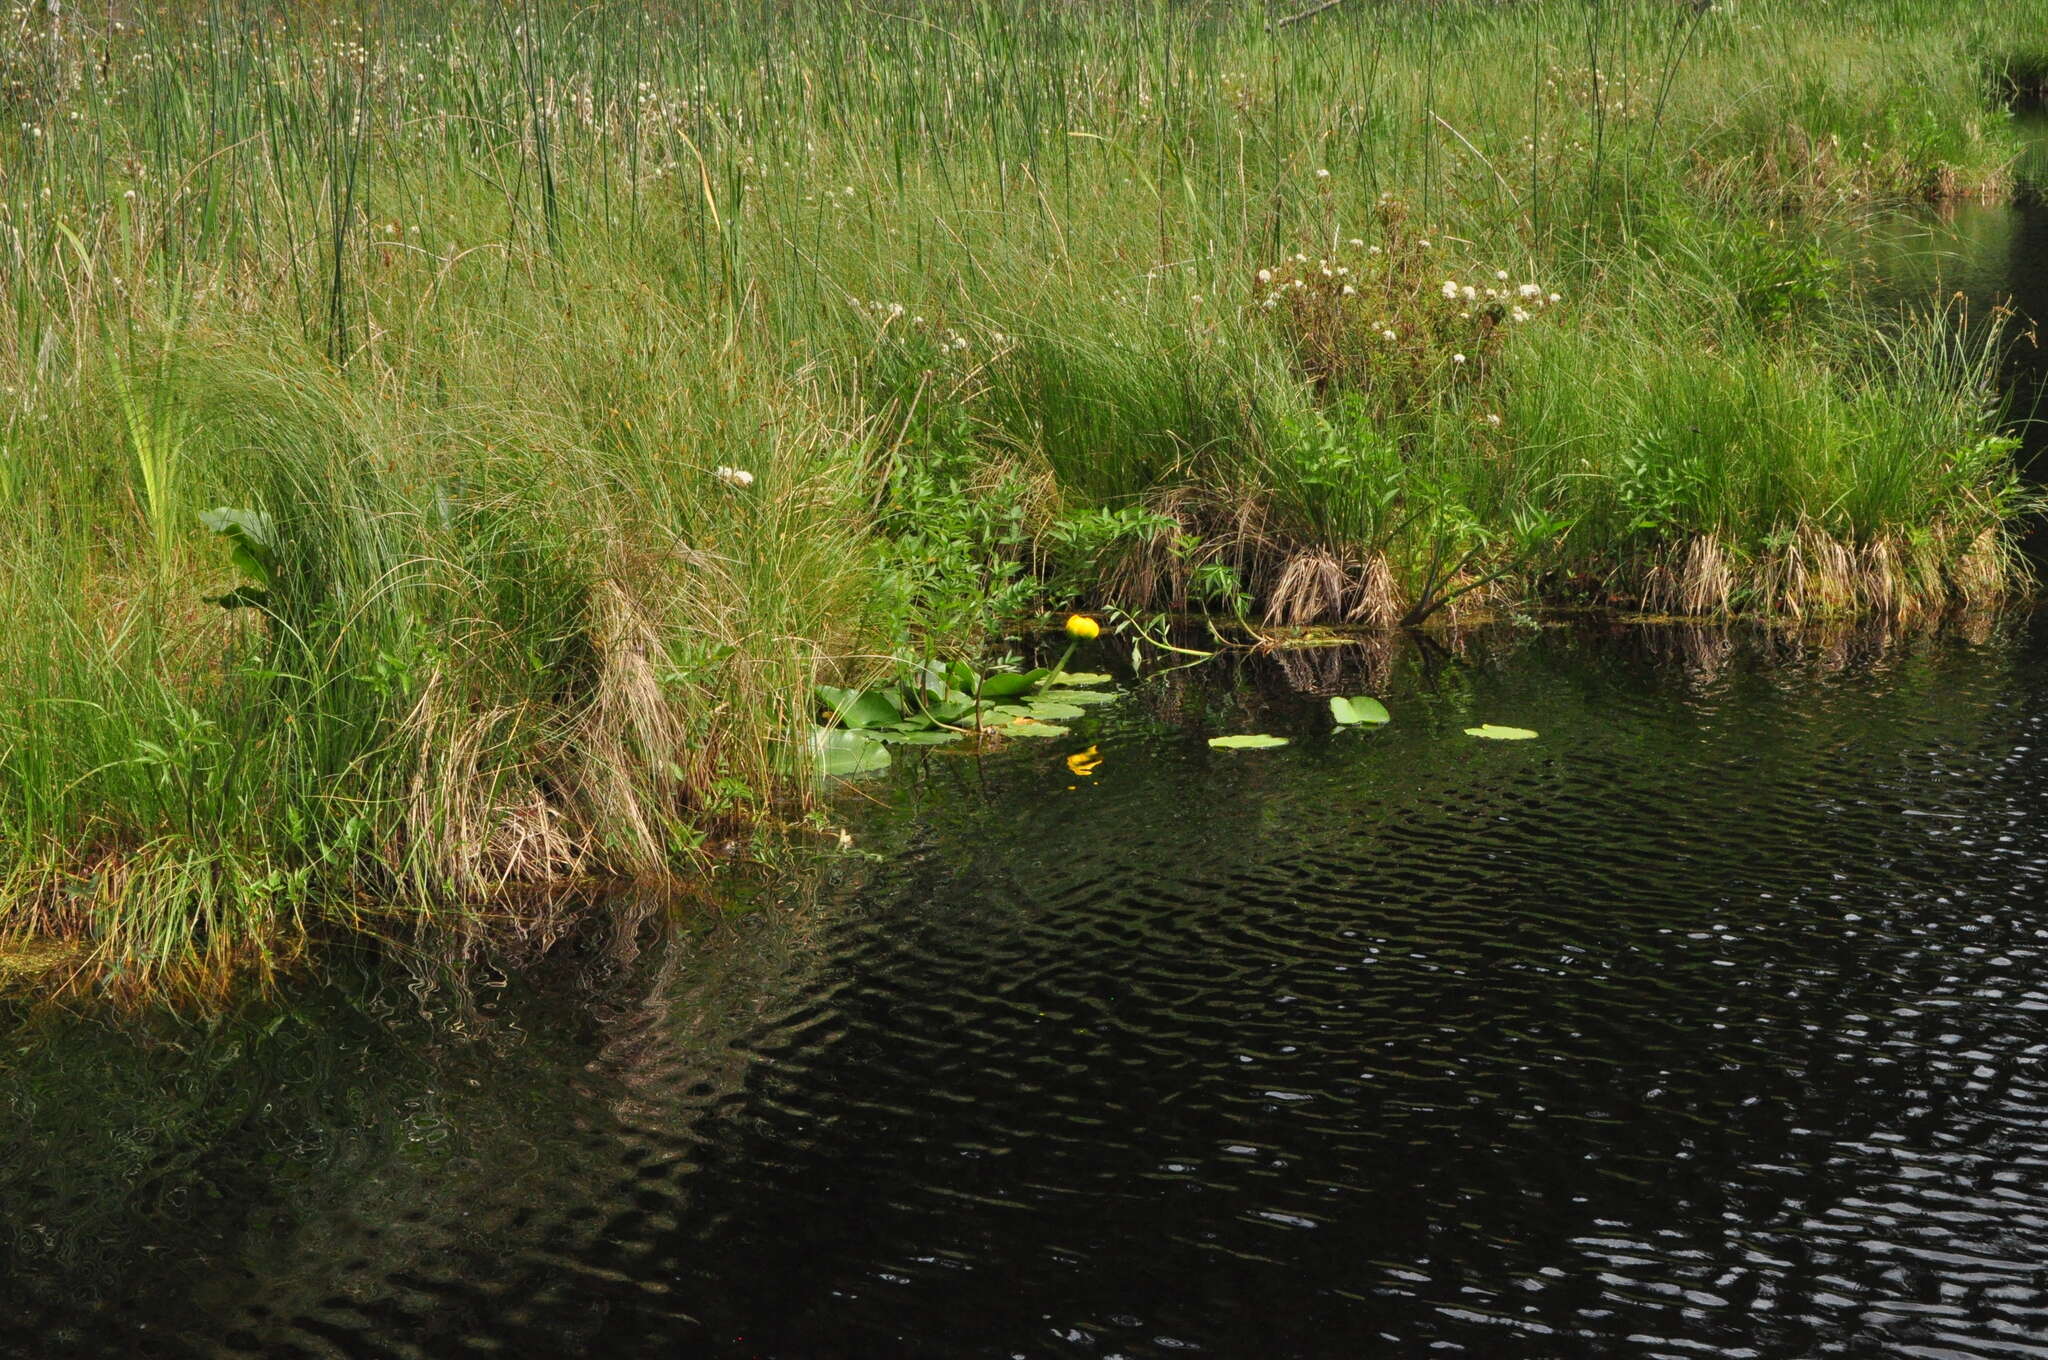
[0,0,2043,993]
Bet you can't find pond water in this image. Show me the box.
[12,146,2048,1360]
[8,616,2048,1359]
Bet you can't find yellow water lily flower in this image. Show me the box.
[1065,745,1103,777]
[1064,614,1100,640]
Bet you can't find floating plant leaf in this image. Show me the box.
[1052,672,1114,688]
[811,727,892,775]
[1464,724,1538,741]
[1023,700,1087,721]
[1037,688,1116,706]
[1208,734,1290,750]
[1329,695,1391,726]
[1000,718,1071,738]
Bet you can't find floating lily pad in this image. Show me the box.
[1329,695,1391,726]
[812,727,892,775]
[1023,700,1087,721]
[1037,688,1116,705]
[1465,724,1538,741]
[1208,733,1290,750]
[1001,718,1072,738]
[1052,672,1114,688]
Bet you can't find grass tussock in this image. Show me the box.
[0,0,2041,998]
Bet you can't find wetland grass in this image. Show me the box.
[0,0,2042,995]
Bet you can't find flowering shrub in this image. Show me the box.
[1248,198,1561,420]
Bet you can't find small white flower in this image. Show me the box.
[1190,294,1204,306]
[1381,328,1397,342]
[1441,280,1460,300]
[1417,239,1431,249]
[1341,284,1356,296]
[1315,168,1330,179]
[1518,283,1542,299]
[1261,298,1277,309]
[1495,270,1509,281]
[1511,307,1530,323]
[1257,268,1273,283]
[1452,353,1466,364]
[1548,292,1562,304]
[1348,238,1365,248]
[1485,413,1502,427]
[1367,245,1382,256]
[714,466,755,488]
[1461,285,1477,302]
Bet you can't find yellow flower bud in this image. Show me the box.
[1064,614,1101,640]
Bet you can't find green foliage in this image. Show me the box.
[0,0,2036,995]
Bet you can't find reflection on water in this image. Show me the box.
[8,616,2048,1358]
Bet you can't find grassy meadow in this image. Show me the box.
[0,0,2043,995]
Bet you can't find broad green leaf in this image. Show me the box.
[926,696,977,724]
[1208,733,1290,749]
[1329,695,1391,726]
[976,672,1037,699]
[1052,672,1113,688]
[815,685,900,730]
[1000,718,1071,738]
[812,727,892,775]
[1036,688,1116,706]
[1024,700,1086,720]
[990,704,1035,719]
[1465,724,1538,741]
[199,506,277,550]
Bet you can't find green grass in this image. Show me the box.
[0,0,2041,997]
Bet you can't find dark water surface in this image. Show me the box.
[9,618,2048,1359]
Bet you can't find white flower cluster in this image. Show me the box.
[713,466,755,488]
[1252,253,1359,309]
[1437,274,1561,324]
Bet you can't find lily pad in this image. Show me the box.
[1023,700,1087,721]
[1329,695,1391,726]
[1037,688,1116,706]
[812,726,892,775]
[1051,672,1114,688]
[1464,724,1538,741]
[999,718,1072,738]
[1208,733,1291,750]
